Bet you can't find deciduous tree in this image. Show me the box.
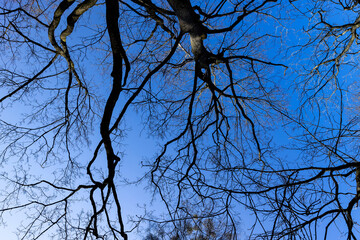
[1,0,360,239]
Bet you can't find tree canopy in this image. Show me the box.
[1,0,360,239]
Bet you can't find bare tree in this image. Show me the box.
[143,216,233,240]
[1,0,360,239]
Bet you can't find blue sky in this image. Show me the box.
[1,0,360,239]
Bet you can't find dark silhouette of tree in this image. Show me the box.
[1,0,360,239]
[143,216,233,240]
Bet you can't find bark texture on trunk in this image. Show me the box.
[166,0,209,63]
